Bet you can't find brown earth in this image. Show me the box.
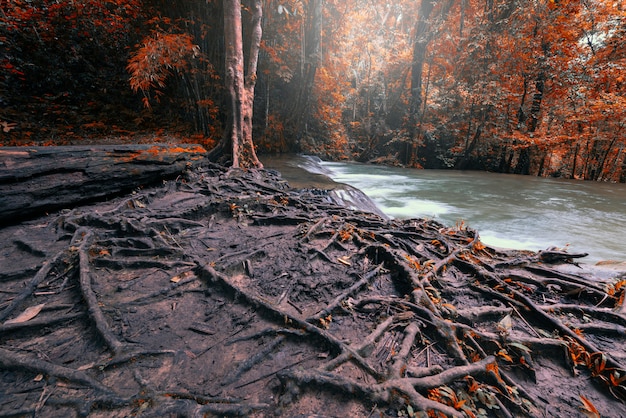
[1,161,626,417]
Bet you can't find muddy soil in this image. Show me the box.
[1,163,625,417]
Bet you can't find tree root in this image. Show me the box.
[75,228,125,356]
[195,261,386,381]
[278,356,497,418]
[222,336,285,386]
[0,248,68,322]
[308,264,384,322]
[0,347,119,397]
[0,311,84,334]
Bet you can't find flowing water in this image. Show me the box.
[263,155,626,264]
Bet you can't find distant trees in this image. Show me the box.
[294,0,625,181]
[1,0,142,96]
[426,0,626,181]
[2,0,624,181]
[0,0,144,137]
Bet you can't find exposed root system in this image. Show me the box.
[1,163,625,417]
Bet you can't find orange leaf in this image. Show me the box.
[454,399,467,409]
[609,370,626,387]
[497,349,514,363]
[579,395,600,418]
[486,361,504,383]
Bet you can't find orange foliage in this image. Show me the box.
[127,32,200,106]
[4,0,624,177]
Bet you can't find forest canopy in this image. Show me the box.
[1,0,625,181]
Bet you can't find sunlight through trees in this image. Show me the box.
[1,0,624,179]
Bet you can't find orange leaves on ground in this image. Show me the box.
[427,386,465,409]
[404,255,421,271]
[565,336,590,370]
[319,314,332,329]
[579,395,601,418]
[496,349,514,363]
[608,370,626,388]
[589,352,609,378]
[485,361,504,384]
[606,278,626,309]
[428,384,485,417]
[471,240,486,253]
[166,145,206,154]
[565,336,626,401]
[338,224,355,242]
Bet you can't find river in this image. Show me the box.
[262,155,626,265]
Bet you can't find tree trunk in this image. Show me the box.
[595,128,621,181]
[407,0,436,166]
[455,123,483,170]
[514,147,531,175]
[517,76,528,126]
[537,150,548,177]
[211,0,263,169]
[570,143,580,179]
[243,0,263,165]
[410,0,436,127]
[528,73,544,133]
[287,0,322,138]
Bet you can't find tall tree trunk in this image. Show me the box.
[514,147,531,175]
[597,127,622,181]
[537,150,547,176]
[242,0,263,167]
[287,0,322,138]
[517,76,528,126]
[407,0,436,166]
[410,0,436,127]
[528,73,544,133]
[570,143,580,179]
[211,0,263,169]
[455,123,483,170]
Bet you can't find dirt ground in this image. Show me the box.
[1,162,625,417]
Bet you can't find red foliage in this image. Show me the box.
[127,32,200,105]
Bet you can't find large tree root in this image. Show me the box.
[74,227,125,356]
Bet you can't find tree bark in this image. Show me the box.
[242,0,263,166]
[514,147,531,175]
[0,144,208,224]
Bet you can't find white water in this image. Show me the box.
[310,159,626,264]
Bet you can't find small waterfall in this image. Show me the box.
[326,186,388,219]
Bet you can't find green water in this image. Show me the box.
[263,155,626,264]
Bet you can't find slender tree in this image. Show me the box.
[404,0,436,166]
[289,0,323,135]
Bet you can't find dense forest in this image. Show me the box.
[1,0,625,181]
